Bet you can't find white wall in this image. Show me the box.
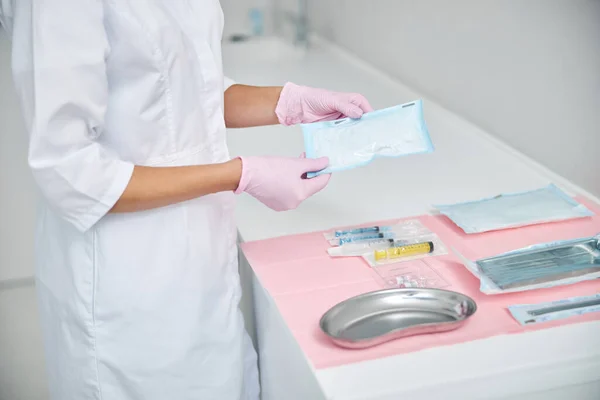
[304,0,600,197]
[0,30,49,400]
[220,0,275,38]
[0,30,36,282]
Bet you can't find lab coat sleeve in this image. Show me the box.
[10,0,134,232]
[224,75,236,91]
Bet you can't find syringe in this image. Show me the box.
[333,225,393,237]
[328,238,409,257]
[374,241,434,261]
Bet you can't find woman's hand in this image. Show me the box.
[275,82,374,126]
[223,82,373,128]
[234,155,331,211]
[110,154,330,214]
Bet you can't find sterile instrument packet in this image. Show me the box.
[302,99,434,177]
[453,233,600,295]
[433,184,594,234]
[508,293,600,325]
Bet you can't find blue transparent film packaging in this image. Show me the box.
[508,293,600,325]
[302,99,433,177]
[433,184,594,234]
[453,233,600,295]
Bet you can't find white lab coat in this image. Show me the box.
[1,0,259,399]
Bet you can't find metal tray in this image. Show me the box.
[319,288,477,349]
[476,237,600,290]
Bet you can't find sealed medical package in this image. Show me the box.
[454,233,600,295]
[433,184,594,234]
[508,293,600,325]
[302,100,434,177]
[325,220,448,264]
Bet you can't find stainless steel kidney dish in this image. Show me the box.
[319,288,477,349]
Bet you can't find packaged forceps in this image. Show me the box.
[455,233,600,295]
[509,293,600,325]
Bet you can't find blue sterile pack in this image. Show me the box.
[433,184,594,234]
[301,100,434,177]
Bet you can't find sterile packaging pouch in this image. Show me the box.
[453,233,600,295]
[302,99,434,177]
[433,184,594,234]
[508,293,600,325]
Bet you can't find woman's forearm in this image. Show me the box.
[109,159,242,213]
[224,84,283,128]
[111,83,283,214]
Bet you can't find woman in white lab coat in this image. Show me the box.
[0,1,372,399]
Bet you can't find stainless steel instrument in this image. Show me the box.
[319,288,477,349]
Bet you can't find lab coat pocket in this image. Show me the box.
[92,203,190,323]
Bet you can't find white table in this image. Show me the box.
[224,37,600,400]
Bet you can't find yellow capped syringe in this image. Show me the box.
[374,241,434,261]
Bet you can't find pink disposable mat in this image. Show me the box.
[240,197,600,370]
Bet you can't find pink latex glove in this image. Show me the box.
[275,82,374,126]
[234,155,331,211]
